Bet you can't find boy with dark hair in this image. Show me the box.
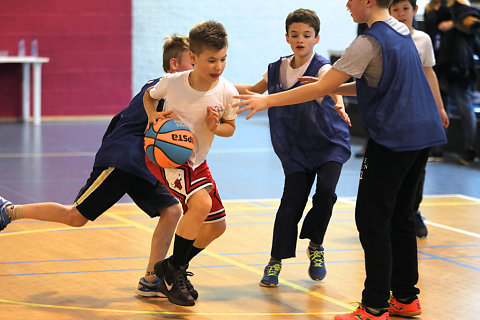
[389,0,449,239]
[0,35,194,297]
[144,21,239,307]
[234,0,447,318]
[236,8,351,287]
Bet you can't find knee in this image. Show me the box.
[68,208,88,227]
[160,203,182,223]
[188,191,212,217]
[211,220,226,238]
[313,187,337,204]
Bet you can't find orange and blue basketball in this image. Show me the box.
[144,118,194,168]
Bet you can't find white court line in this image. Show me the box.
[425,221,480,239]
[228,195,480,239]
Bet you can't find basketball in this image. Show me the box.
[144,118,194,168]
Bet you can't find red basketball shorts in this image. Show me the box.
[146,156,226,223]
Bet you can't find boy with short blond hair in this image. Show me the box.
[0,34,194,298]
[235,0,447,318]
[144,20,238,307]
[162,34,192,73]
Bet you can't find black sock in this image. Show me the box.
[186,246,204,263]
[309,241,321,251]
[397,295,418,304]
[269,256,281,264]
[365,306,388,316]
[170,234,195,267]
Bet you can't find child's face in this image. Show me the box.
[285,22,319,58]
[346,0,369,24]
[389,1,418,29]
[190,46,227,85]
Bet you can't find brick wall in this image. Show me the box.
[0,0,131,118]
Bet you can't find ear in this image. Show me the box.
[189,50,196,65]
[169,57,178,72]
[413,5,418,15]
[315,34,320,45]
[285,33,291,44]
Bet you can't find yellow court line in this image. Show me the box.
[106,212,356,312]
[0,224,128,237]
[0,298,338,316]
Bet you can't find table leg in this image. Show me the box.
[22,63,31,122]
[32,62,43,125]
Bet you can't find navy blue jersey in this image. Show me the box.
[94,79,160,185]
[356,22,447,151]
[267,53,351,174]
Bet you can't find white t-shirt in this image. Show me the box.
[263,53,331,104]
[412,29,435,68]
[149,71,238,169]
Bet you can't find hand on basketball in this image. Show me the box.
[206,106,220,133]
[145,110,174,133]
[334,104,352,127]
[298,76,319,85]
[234,90,269,120]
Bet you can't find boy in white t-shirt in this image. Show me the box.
[389,0,449,240]
[236,8,351,288]
[143,20,238,307]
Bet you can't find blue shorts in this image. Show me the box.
[74,167,179,221]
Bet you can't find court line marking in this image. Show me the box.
[106,212,356,312]
[1,195,477,315]
[0,299,338,316]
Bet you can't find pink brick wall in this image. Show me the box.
[0,0,131,118]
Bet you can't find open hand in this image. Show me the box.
[145,110,174,133]
[233,89,269,120]
[206,106,220,133]
[334,104,352,127]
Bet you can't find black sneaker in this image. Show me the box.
[154,259,195,306]
[414,211,428,239]
[459,149,475,165]
[184,264,199,300]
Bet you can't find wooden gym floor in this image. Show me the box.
[1,117,480,319]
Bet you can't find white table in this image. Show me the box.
[0,56,50,125]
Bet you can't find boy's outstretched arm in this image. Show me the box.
[235,79,268,95]
[234,68,351,120]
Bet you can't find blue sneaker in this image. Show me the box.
[307,246,326,281]
[0,196,13,231]
[259,262,281,287]
[135,277,166,297]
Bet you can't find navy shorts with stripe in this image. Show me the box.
[74,167,179,221]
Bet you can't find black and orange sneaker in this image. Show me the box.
[388,296,421,317]
[334,306,389,320]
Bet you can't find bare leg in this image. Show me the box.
[176,189,212,240]
[145,203,182,279]
[13,203,88,227]
[194,220,226,249]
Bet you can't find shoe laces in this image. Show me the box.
[184,270,194,289]
[170,267,189,291]
[265,263,281,276]
[309,248,325,267]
